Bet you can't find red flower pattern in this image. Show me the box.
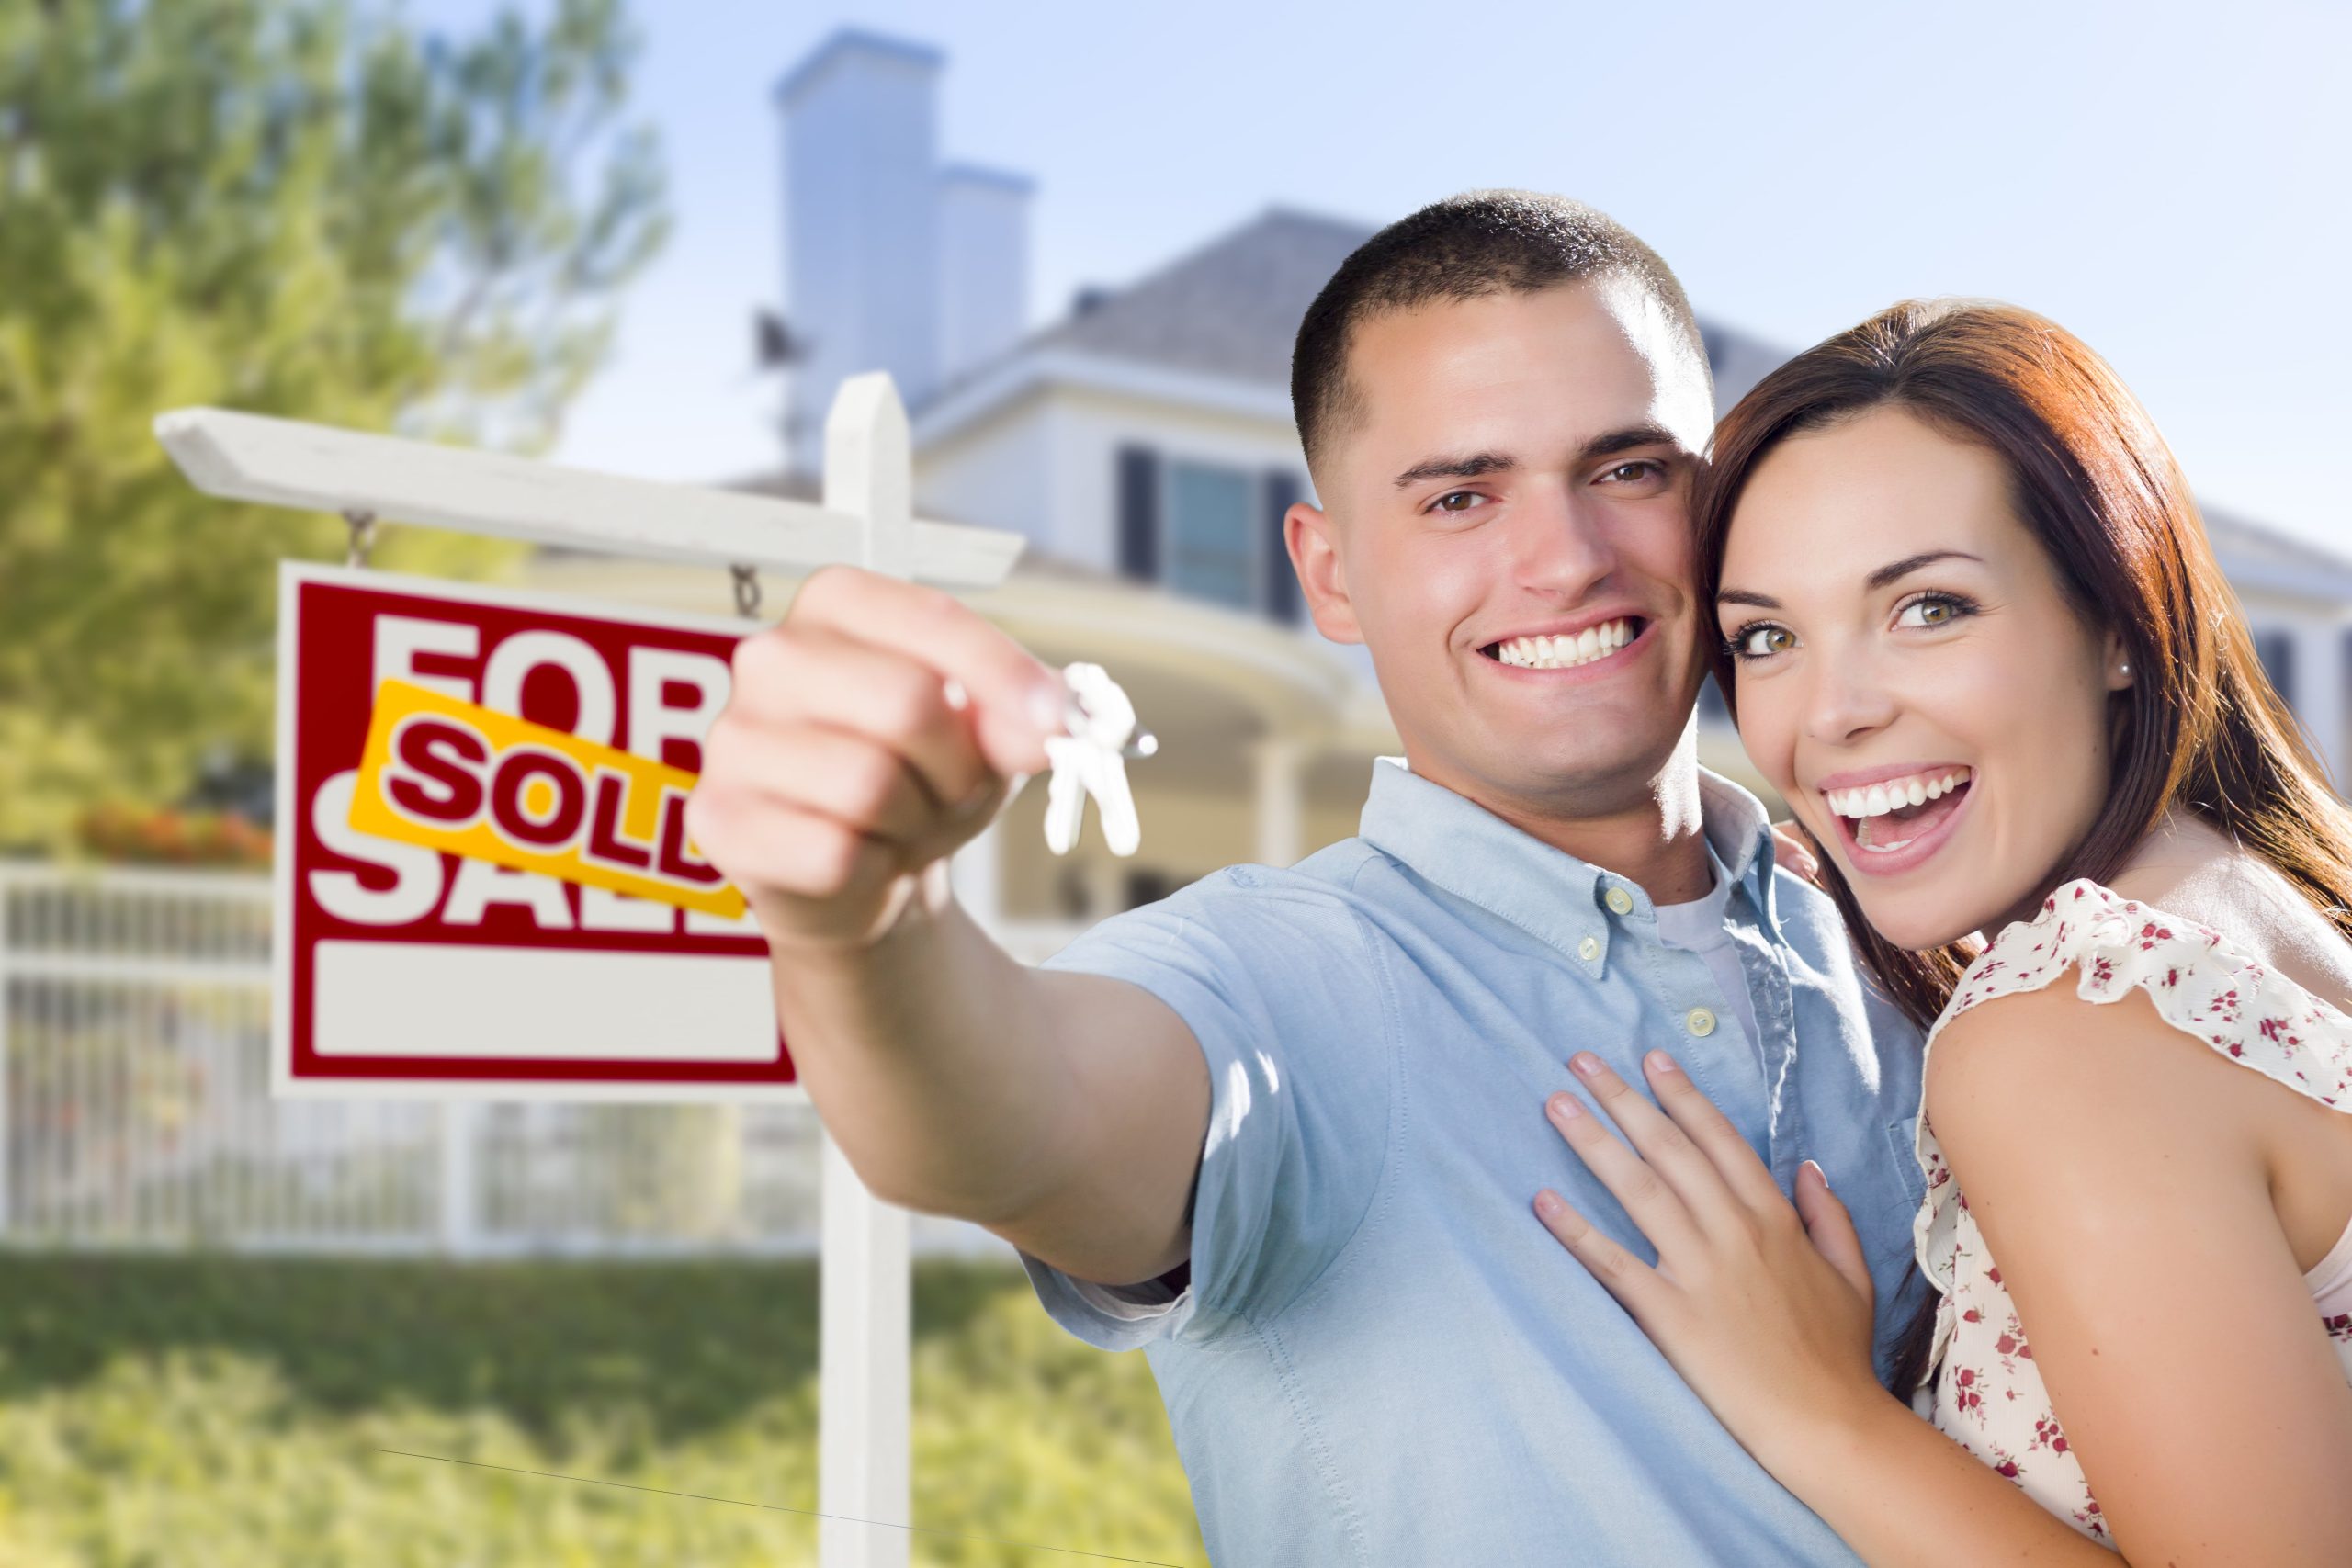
[1911,878,2352,1546]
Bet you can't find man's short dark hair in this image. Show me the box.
[1290,190,1710,476]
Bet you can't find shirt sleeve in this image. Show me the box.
[1017,867,1396,1349]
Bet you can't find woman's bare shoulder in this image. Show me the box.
[2109,817,2352,1010]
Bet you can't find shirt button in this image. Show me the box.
[1577,935,1600,963]
[1686,1007,1717,1038]
[1604,887,1634,916]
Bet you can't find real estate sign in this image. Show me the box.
[273,561,797,1100]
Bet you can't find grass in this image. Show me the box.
[0,1253,1205,1567]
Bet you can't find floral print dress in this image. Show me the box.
[1913,878,2352,1544]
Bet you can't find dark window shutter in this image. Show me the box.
[2255,627,2298,710]
[1116,446,1160,581]
[1264,469,1303,624]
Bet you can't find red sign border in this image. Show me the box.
[271,561,805,1103]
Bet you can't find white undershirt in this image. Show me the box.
[1651,848,1761,1068]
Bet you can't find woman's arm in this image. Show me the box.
[1536,998,2352,1566]
[1924,982,2352,1563]
[1534,1051,2108,1566]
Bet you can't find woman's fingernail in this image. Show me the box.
[1548,1092,1584,1122]
[1570,1052,1602,1077]
[1647,1050,1679,1075]
[1802,1159,1829,1190]
[1534,1190,1564,1217]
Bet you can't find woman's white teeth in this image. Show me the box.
[1826,768,1971,819]
[1494,620,1633,670]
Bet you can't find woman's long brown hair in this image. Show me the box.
[1692,299,2352,1390]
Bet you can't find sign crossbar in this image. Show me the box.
[154,404,1023,588]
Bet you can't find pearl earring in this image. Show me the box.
[2119,662,2132,677]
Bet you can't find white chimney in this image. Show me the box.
[775,30,944,476]
[936,164,1033,389]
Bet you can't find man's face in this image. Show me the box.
[1293,279,1715,819]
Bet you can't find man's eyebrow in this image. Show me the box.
[1577,423,1686,463]
[1866,549,1981,591]
[1392,452,1517,489]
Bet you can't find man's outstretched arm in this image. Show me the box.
[686,566,1209,1287]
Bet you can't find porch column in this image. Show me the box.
[2293,619,2350,795]
[1251,738,1306,869]
[948,817,1003,939]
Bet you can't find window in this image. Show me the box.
[1167,460,1255,609]
[1114,446,1311,622]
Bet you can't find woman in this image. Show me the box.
[1529,299,2352,1562]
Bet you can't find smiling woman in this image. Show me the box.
[1524,298,2352,1565]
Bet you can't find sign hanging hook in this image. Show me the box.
[342,508,379,570]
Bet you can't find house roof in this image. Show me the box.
[1023,208,1374,391]
[817,203,2352,591]
[988,207,1828,416]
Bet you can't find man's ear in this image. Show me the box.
[1286,501,1362,645]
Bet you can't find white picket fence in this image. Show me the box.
[0,860,1069,1258]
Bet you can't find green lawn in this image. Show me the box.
[0,1254,1204,1567]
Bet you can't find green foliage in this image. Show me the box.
[0,0,669,852]
[0,1254,1206,1567]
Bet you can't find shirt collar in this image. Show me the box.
[1356,758,1784,957]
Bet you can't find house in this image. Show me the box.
[526,28,2352,946]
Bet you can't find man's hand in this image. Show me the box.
[687,565,1067,954]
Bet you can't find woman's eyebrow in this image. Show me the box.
[1866,549,1981,590]
[1718,551,1985,610]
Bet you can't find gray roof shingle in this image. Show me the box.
[928,205,2351,582]
[1025,208,1373,389]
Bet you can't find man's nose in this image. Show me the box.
[1510,485,1615,600]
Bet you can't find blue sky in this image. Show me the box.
[413,0,2351,554]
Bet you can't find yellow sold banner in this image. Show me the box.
[349,679,748,920]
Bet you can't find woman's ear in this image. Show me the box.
[2103,629,2134,693]
[1286,502,1362,645]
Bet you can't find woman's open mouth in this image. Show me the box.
[1823,766,1973,874]
[1476,617,1646,671]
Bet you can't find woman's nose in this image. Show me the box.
[1800,651,1900,745]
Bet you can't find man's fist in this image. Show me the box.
[686,566,1065,953]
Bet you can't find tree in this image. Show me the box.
[0,0,669,852]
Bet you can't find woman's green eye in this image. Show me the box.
[1733,625,1795,659]
[1896,595,1970,629]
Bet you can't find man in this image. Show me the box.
[688,190,1926,1564]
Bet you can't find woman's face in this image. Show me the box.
[1718,406,2129,950]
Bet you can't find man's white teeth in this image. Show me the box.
[1826,768,1972,819]
[1494,620,1633,670]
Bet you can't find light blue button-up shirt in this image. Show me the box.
[1025,761,1927,1567]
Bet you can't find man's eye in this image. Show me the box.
[1604,462,1656,482]
[1431,491,1481,513]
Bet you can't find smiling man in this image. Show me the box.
[687,190,1927,1565]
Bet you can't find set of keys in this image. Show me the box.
[1042,662,1155,859]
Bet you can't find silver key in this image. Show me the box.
[1044,662,1149,858]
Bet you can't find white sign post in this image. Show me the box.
[157,374,1016,1568]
